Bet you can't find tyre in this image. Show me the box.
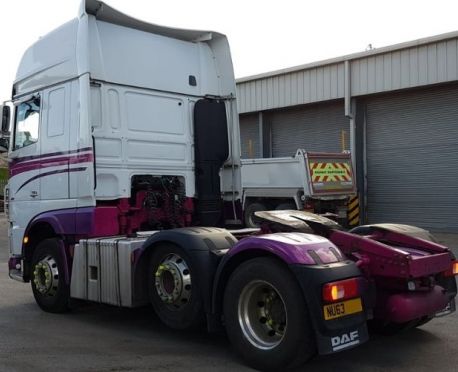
[31,238,70,313]
[244,202,267,228]
[223,257,316,371]
[275,202,296,211]
[148,243,204,330]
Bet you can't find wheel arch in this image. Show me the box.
[133,228,235,315]
[133,232,209,297]
[23,221,60,281]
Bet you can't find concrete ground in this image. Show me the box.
[0,215,457,372]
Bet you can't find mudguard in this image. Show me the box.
[290,262,371,355]
[211,231,372,351]
[211,232,347,322]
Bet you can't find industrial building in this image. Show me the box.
[236,31,458,232]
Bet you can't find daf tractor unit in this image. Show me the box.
[1,1,456,371]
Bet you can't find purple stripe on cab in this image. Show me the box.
[16,167,87,192]
[9,147,92,167]
[9,152,93,177]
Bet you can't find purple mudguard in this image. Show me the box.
[227,232,345,265]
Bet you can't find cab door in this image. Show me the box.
[39,85,70,201]
[8,95,42,253]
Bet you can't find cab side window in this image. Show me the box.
[13,96,40,151]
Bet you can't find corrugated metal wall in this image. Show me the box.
[351,39,458,96]
[268,101,349,157]
[237,36,458,114]
[238,64,345,114]
[239,113,261,158]
[366,84,458,231]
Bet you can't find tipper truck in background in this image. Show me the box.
[242,149,356,227]
[1,1,456,371]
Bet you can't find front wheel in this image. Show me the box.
[223,257,316,371]
[31,238,70,313]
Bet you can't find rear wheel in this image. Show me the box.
[223,257,316,371]
[244,202,267,228]
[148,244,204,330]
[31,238,70,313]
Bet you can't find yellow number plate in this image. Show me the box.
[323,298,363,320]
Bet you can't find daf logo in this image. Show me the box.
[331,330,360,351]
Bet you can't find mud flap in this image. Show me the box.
[315,322,369,354]
[290,261,372,355]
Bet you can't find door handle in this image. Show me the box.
[30,191,38,198]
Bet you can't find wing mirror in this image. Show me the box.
[1,105,10,133]
[0,105,11,153]
[0,137,8,153]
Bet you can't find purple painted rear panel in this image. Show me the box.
[375,286,449,323]
[228,232,345,265]
[330,230,453,279]
[75,207,96,235]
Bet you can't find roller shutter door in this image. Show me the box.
[366,85,458,232]
[269,101,349,157]
[239,113,260,158]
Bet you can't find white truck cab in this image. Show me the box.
[2,0,241,271]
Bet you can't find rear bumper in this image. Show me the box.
[376,286,449,323]
[290,261,371,355]
[375,278,457,323]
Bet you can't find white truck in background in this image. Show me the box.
[242,149,356,227]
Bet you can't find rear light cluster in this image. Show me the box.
[322,278,359,303]
[445,261,458,277]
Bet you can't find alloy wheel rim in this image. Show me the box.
[238,280,287,350]
[33,255,59,296]
[154,253,192,310]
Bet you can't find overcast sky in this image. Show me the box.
[1,0,458,100]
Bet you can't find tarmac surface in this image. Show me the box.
[0,215,457,372]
